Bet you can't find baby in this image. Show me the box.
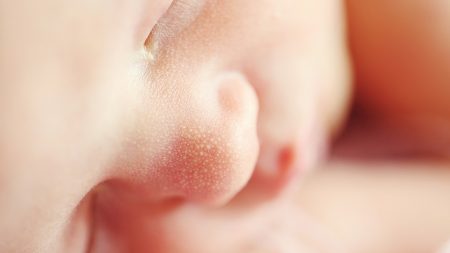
[0,0,448,252]
[0,0,350,252]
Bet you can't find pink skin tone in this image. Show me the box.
[0,0,449,252]
[0,0,349,252]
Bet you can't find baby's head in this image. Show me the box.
[0,0,350,252]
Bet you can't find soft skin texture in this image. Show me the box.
[1,0,450,253]
[0,0,350,252]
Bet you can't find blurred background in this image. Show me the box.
[297,0,450,252]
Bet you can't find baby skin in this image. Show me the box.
[0,0,350,252]
[1,0,449,252]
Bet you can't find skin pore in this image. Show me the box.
[0,0,349,252]
[0,0,449,252]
